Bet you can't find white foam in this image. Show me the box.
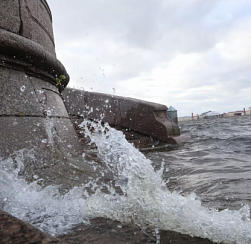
[81,120,251,244]
[0,121,251,243]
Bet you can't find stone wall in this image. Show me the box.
[0,1,82,183]
[0,0,55,55]
[0,209,64,244]
[63,88,180,145]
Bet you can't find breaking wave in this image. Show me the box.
[0,120,251,244]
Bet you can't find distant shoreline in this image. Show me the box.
[179,113,250,122]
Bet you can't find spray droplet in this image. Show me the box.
[46,110,52,116]
[41,139,47,143]
[13,121,18,126]
[33,175,39,180]
[20,85,26,92]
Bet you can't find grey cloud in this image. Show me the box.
[47,0,251,116]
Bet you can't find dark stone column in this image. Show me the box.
[0,1,82,181]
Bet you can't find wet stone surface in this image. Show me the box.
[0,0,20,34]
[0,209,64,244]
[19,0,55,55]
[63,88,179,143]
[0,213,217,244]
[0,211,227,244]
[59,217,216,244]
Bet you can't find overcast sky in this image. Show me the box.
[48,0,251,116]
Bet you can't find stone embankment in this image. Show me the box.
[63,88,180,149]
[0,1,212,244]
[0,209,215,244]
[0,0,82,168]
[0,209,65,244]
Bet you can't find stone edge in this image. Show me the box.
[0,28,69,89]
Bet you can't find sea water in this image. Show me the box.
[149,116,251,211]
[0,117,251,244]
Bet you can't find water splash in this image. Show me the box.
[0,121,251,243]
[80,120,251,244]
[0,149,87,235]
[20,85,26,92]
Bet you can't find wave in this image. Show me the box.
[0,120,251,244]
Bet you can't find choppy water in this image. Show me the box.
[147,116,251,211]
[1,116,251,244]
